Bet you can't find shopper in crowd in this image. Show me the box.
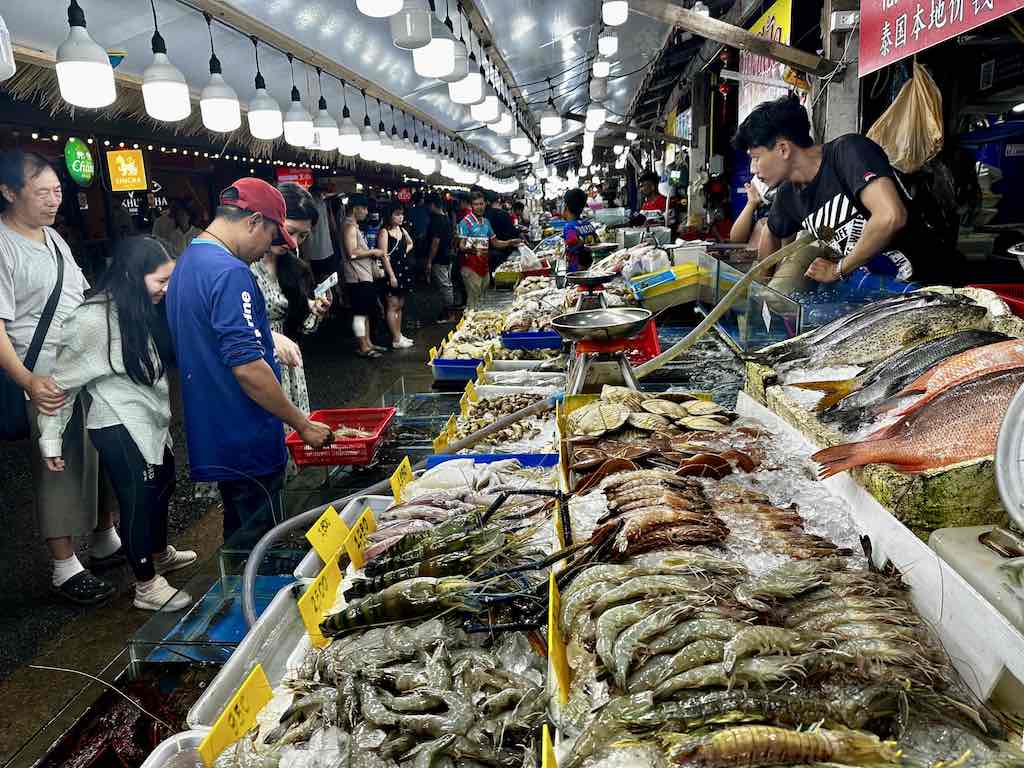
[301,182,336,283]
[252,183,331,416]
[562,188,599,272]
[152,199,200,256]
[406,191,430,264]
[424,193,457,324]
[510,201,526,228]
[457,191,521,308]
[341,193,388,359]
[734,93,941,286]
[484,191,520,275]
[40,236,197,611]
[377,202,416,349]
[166,178,333,546]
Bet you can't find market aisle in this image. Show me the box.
[0,307,450,765]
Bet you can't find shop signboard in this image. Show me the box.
[397,187,412,203]
[64,137,94,187]
[860,0,1024,77]
[276,167,314,187]
[106,149,147,192]
[737,0,792,124]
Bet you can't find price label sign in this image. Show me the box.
[343,506,378,570]
[297,556,342,648]
[465,379,477,403]
[432,430,449,453]
[304,505,349,563]
[429,346,438,362]
[389,455,414,502]
[547,573,571,705]
[445,414,457,440]
[541,724,558,768]
[198,664,273,766]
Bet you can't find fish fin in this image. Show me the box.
[789,379,859,411]
[811,439,892,479]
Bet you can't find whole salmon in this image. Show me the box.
[812,367,1024,478]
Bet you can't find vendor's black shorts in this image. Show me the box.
[347,281,378,316]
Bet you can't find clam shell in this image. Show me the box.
[684,400,725,416]
[570,401,631,437]
[680,416,731,432]
[627,412,672,431]
[641,399,690,419]
[601,385,647,412]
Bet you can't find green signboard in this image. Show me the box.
[64,137,94,187]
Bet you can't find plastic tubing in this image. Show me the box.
[241,392,563,627]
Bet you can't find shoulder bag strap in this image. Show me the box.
[23,230,65,372]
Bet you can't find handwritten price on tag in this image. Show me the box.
[343,506,378,570]
[304,505,349,562]
[297,557,341,648]
[390,455,414,501]
[198,664,272,766]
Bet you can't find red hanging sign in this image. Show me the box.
[276,168,314,188]
[859,0,1024,77]
[397,187,412,203]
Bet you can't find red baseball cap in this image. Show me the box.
[219,178,296,250]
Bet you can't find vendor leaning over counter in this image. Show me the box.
[734,94,944,291]
[629,170,668,226]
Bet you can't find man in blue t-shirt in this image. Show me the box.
[166,179,332,545]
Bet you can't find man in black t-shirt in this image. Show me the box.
[424,193,457,323]
[484,192,519,274]
[733,95,938,286]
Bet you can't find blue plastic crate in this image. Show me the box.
[426,453,559,468]
[431,357,483,381]
[500,330,562,350]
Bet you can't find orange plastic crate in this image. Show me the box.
[285,407,396,466]
[575,319,661,365]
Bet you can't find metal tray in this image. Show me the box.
[141,729,211,768]
[293,495,396,579]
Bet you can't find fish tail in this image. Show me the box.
[790,378,859,411]
[811,438,893,479]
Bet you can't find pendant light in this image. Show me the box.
[401,113,418,166]
[56,1,116,108]
[142,0,190,122]
[592,57,611,79]
[449,25,484,105]
[539,78,562,137]
[389,106,406,166]
[491,111,514,136]
[602,0,628,26]
[359,90,380,160]
[438,2,469,83]
[308,68,339,151]
[413,10,456,79]
[376,98,394,164]
[247,38,282,140]
[583,131,595,150]
[283,55,314,147]
[391,0,432,49]
[509,115,531,157]
[585,100,606,131]
[590,75,608,101]
[357,0,402,17]
[598,28,618,57]
[625,128,638,141]
[470,59,501,123]
[199,14,240,132]
[336,79,362,157]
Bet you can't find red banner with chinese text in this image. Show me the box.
[859,0,1024,77]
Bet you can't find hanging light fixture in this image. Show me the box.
[373,98,392,164]
[142,0,190,121]
[470,60,501,123]
[438,2,469,83]
[199,14,240,132]
[585,100,607,131]
[491,111,514,136]
[613,143,624,155]
[602,0,629,26]
[283,55,314,147]
[540,78,562,137]
[336,79,362,157]
[625,128,638,141]
[308,68,339,150]
[592,57,611,79]
[509,122,531,157]
[413,13,456,79]
[56,1,116,109]
[449,26,484,105]
[359,90,380,160]
[598,28,618,57]
[247,37,282,140]
[357,0,402,18]
[390,0,432,49]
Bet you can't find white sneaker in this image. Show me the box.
[154,545,198,575]
[134,576,192,612]
[395,337,414,348]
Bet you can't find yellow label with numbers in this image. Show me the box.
[432,431,449,453]
[541,723,558,768]
[547,573,570,705]
[429,346,438,362]
[304,505,349,563]
[343,506,378,570]
[465,379,477,402]
[198,664,272,766]
[476,361,486,381]
[390,456,414,501]
[446,414,457,439]
[297,556,341,648]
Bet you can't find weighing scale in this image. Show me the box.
[929,382,1024,634]
[551,307,653,394]
[565,270,616,311]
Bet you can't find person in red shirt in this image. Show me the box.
[639,170,667,213]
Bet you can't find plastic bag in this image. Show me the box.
[516,243,542,270]
[866,62,943,173]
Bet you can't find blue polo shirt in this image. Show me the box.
[166,238,287,482]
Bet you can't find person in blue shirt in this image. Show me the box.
[166,179,332,546]
[562,188,599,272]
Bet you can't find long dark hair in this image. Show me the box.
[276,183,317,337]
[90,236,175,386]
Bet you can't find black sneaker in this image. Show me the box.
[52,571,116,606]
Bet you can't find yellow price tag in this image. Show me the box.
[476,361,486,382]
[541,724,558,768]
[432,431,449,453]
[198,664,273,766]
[429,346,438,362]
[390,455,414,502]
[304,505,349,563]
[465,379,477,402]
[297,557,342,648]
[460,393,471,418]
[553,499,566,549]
[548,573,570,705]
[446,414,457,439]
[343,506,378,570]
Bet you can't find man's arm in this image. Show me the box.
[758,229,782,261]
[425,236,440,275]
[0,319,64,413]
[232,359,308,431]
[343,222,383,259]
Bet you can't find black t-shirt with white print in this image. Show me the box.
[767,134,925,283]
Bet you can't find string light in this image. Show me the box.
[142,0,190,122]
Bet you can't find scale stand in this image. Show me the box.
[551,306,653,395]
[567,348,642,394]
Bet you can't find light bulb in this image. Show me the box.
[357,0,402,17]
[390,0,432,49]
[526,173,536,185]
[283,91,314,147]
[470,94,501,124]
[449,70,484,105]
[413,18,456,79]
[613,144,624,155]
[593,58,611,79]
[248,86,282,140]
[602,0,628,26]
[337,113,362,156]
[438,37,469,83]
[509,133,532,157]
[598,31,618,57]
[540,104,562,137]
[55,5,115,109]
[626,129,638,141]
[491,112,514,135]
[360,122,380,160]
[585,102,606,131]
[200,72,241,133]
[309,102,339,150]
[143,53,191,122]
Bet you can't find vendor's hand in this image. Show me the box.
[28,375,65,415]
[743,181,762,207]
[272,331,303,368]
[389,276,398,289]
[805,257,842,284]
[299,419,333,449]
[45,456,65,472]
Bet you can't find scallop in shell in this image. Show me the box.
[569,401,631,437]
[680,416,731,432]
[684,399,725,416]
[627,412,672,431]
[641,399,690,420]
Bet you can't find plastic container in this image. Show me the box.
[576,318,661,366]
[426,453,559,468]
[285,407,395,466]
[630,264,702,312]
[500,330,563,350]
[140,729,210,768]
[431,357,483,381]
[968,284,1024,318]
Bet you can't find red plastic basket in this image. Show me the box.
[968,284,1024,318]
[286,407,396,466]
[575,319,661,366]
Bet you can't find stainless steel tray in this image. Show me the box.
[141,729,210,768]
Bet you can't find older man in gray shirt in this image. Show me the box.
[0,151,118,605]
